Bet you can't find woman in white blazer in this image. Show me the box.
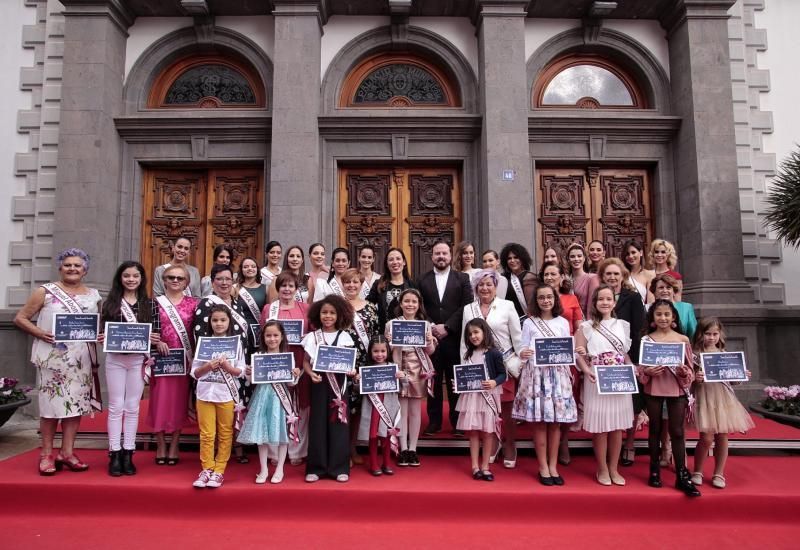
[460,269,523,468]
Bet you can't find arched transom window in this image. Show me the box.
[534,55,645,109]
[148,54,266,109]
[340,53,460,108]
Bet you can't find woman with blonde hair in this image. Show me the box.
[648,239,682,301]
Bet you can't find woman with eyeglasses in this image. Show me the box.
[148,264,199,466]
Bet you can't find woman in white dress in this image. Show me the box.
[357,245,381,300]
[460,269,522,468]
[260,240,282,289]
[575,284,634,487]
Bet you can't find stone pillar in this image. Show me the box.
[473,1,535,254]
[54,0,133,289]
[268,1,325,246]
[662,0,753,304]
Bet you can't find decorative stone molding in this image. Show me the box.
[8,1,65,307]
[728,0,783,303]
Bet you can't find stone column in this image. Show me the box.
[662,0,753,304]
[54,0,133,288]
[268,1,325,246]
[473,1,535,254]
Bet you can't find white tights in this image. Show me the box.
[258,444,287,480]
[106,354,145,451]
[399,397,422,452]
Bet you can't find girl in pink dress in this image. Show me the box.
[149,265,198,465]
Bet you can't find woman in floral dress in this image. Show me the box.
[14,248,103,475]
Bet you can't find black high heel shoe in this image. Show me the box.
[648,463,662,488]
[676,468,701,497]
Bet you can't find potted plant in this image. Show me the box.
[0,377,32,429]
[750,385,800,428]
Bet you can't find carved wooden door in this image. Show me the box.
[535,167,652,262]
[339,167,462,279]
[142,168,264,279]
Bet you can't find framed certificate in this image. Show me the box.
[639,340,685,367]
[359,364,400,394]
[152,349,187,377]
[595,365,639,395]
[390,320,427,347]
[278,320,304,345]
[52,313,99,343]
[532,336,575,366]
[700,352,748,383]
[103,322,151,353]
[454,363,488,393]
[194,336,241,362]
[313,345,357,374]
[251,353,295,384]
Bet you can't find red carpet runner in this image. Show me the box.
[2,448,798,549]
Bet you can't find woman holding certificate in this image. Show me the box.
[14,248,102,475]
[575,285,634,487]
[459,269,522,468]
[261,272,311,465]
[101,261,157,476]
[149,264,198,466]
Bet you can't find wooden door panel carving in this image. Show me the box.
[407,173,457,278]
[143,171,206,279]
[342,173,395,272]
[142,168,263,281]
[207,170,263,273]
[598,173,651,260]
[535,167,652,263]
[339,167,461,280]
[537,171,590,257]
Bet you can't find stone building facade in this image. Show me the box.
[1,0,799,401]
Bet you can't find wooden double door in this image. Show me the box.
[141,167,264,280]
[535,167,654,261]
[339,167,462,279]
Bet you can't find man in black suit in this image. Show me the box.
[416,241,473,435]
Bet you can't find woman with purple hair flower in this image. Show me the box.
[14,248,102,476]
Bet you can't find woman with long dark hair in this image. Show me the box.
[499,243,539,318]
[101,261,156,476]
[200,244,237,297]
[366,247,415,333]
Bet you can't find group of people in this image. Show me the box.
[13,236,754,496]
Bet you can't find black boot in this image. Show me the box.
[121,449,137,476]
[108,451,122,477]
[648,462,662,488]
[676,467,701,497]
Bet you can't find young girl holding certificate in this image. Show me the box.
[190,305,245,489]
[637,299,699,497]
[385,289,436,468]
[513,284,577,486]
[456,318,506,481]
[238,321,302,484]
[575,285,633,487]
[301,295,356,482]
[690,317,754,489]
[356,336,402,476]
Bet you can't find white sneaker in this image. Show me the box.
[206,472,224,488]
[305,473,319,483]
[193,469,212,488]
[255,471,269,484]
[336,474,349,483]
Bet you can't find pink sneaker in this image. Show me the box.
[206,472,224,488]
[192,469,212,488]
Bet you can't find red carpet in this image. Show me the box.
[2,448,798,549]
[68,398,798,445]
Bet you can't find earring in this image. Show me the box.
[671,322,677,329]
[650,322,656,328]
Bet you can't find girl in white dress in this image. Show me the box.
[575,285,634,487]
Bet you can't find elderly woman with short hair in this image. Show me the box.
[14,248,103,475]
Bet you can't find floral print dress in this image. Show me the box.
[32,289,101,418]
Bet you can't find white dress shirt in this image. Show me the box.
[434,267,450,301]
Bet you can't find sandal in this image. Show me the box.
[711,474,726,489]
[503,451,517,469]
[167,457,180,466]
[620,447,635,467]
[39,453,56,476]
[55,452,89,472]
[155,455,167,466]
